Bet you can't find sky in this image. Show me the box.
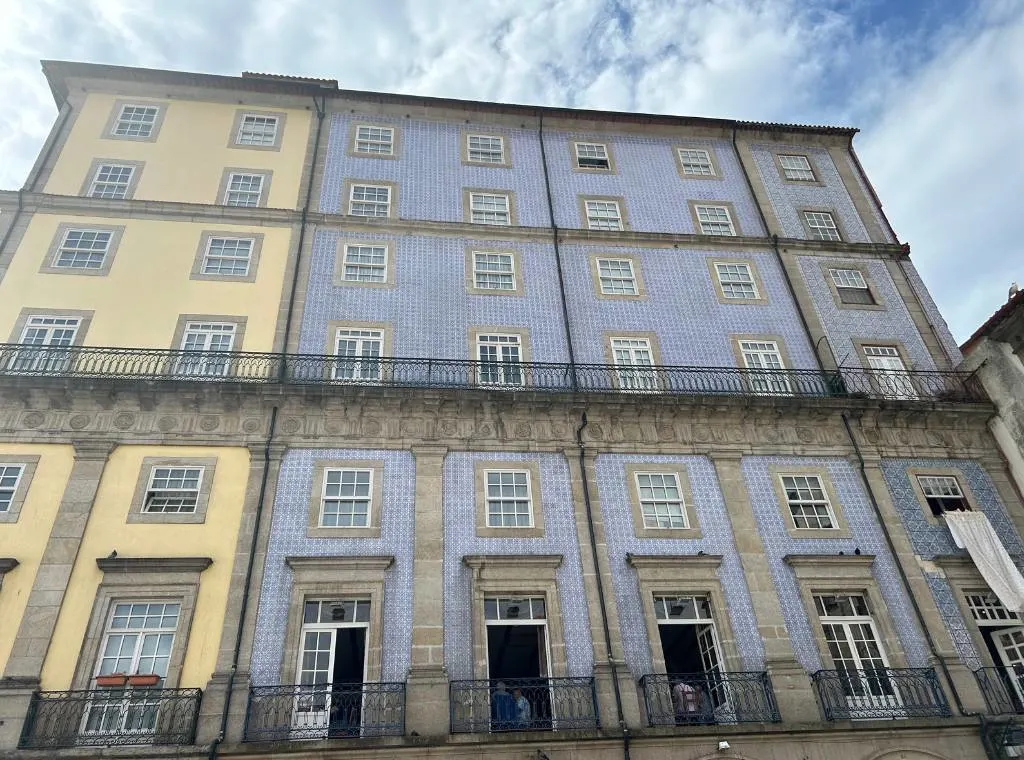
[1,0,1022,343]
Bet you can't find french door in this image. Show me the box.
[995,628,1024,705]
[476,335,523,387]
[611,338,657,392]
[863,346,918,400]
[176,322,235,377]
[333,329,383,382]
[9,316,80,373]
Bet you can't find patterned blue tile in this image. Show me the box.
[899,260,962,364]
[925,572,982,670]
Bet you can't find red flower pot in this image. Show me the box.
[127,673,161,687]
[95,674,128,687]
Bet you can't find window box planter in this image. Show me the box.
[95,674,128,687]
[127,674,161,687]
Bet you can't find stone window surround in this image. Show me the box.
[127,456,218,525]
[333,239,397,289]
[39,222,127,277]
[672,144,723,181]
[799,206,847,243]
[324,320,395,382]
[784,553,910,670]
[461,130,512,168]
[462,188,518,227]
[71,556,212,690]
[819,261,886,312]
[463,554,567,679]
[218,168,273,208]
[768,465,851,540]
[906,466,979,526]
[0,454,40,524]
[603,331,663,391]
[624,462,701,540]
[102,99,169,143]
[577,195,631,232]
[347,122,401,159]
[307,459,385,538]
[688,200,740,237]
[343,179,399,220]
[933,555,1009,670]
[189,230,265,283]
[569,139,617,174]
[729,333,794,378]
[79,159,145,200]
[468,325,534,375]
[707,257,768,306]
[588,253,646,300]
[770,149,826,187]
[229,109,288,152]
[465,246,524,297]
[474,459,545,538]
[280,556,393,684]
[626,554,742,674]
[7,307,95,345]
[171,314,248,353]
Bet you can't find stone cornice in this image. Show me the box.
[784,554,875,579]
[0,558,19,576]
[285,555,394,573]
[96,556,213,574]
[626,553,722,570]
[463,554,563,572]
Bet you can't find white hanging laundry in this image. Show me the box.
[945,510,1024,614]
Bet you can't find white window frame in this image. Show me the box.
[610,337,657,392]
[694,205,736,236]
[779,474,838,530]
[0,464,25,513]
[472,252,516,291]
[916,475,970,515]
[319,468,373,528]
[635,472,687,529]
[176,322,236,377]
[201,237,254,277]
[112,104,159,138]
[714,263,758,300]
[574,141,611,170]
[236,114,280,147]
[54,229,113,271]
[677,148,715,177]
[596,258,638,296]
[348,184,392,217]
[475,333,523,386]
[8,315,82,373]
[584,199,624,231]
[223,173,265,207]
[341,244,388,283]
[814,594,898,709]
[779,154,816,181]
[143,466,204,514]
[354,125,395,156]
[484,470,535,528]
[332,328,384,382]
[467,134,505,164]
[89,164,135,199]
[804,211,841,241]
[738,340,791,395]
[469,192,511,226]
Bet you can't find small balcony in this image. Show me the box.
[639,671,781,726]
[811,667,950,720]
[976,666,1024,715]
[18,688,202,749]
[243,683,406,742]
[449,677,599,733]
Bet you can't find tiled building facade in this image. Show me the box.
[0,61,1020,760]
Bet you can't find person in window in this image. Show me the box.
[491,681,516,730]
[672,679,704,723]
[513,687,531,729]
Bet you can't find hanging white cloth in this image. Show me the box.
[945,510,1024,614]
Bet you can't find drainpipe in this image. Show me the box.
[208,406,279,759]
[537,111,579,391]
[576,412,630,760]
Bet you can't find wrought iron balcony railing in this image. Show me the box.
[639,671,780,726]
[449,677,599,733]
[811,668,950,720]
[0,343,987,402]
[243,682,406,741]
[976,666,1024,715]
[18,688,202,749]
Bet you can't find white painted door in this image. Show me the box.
[995,628,1024,706]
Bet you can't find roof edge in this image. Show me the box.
[961,287,1024,353]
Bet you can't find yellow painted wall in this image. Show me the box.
[44,92,312,209]
[0,444,75,674]
[0,214,290,350]
[40,445,250,690]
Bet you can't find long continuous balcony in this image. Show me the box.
[449,677,599,733]
[975,667,1024,715]
[18,688,202,749]
[811,668,950,720]
[243,683,406,742]
[0,344,986,402]
[639,672,780,726]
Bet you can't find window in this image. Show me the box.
[484,470,533,527]
[333,328,383,381]
[830,269,875,305]
[342,244,387,283]
[472,252,516,291]
[694,205,736,236]
[804,211,841,241]
[9,315,81,373]
[53,229,113,270]
[677,148,715,177]
[780,474,837,530]
[354,125,395,155]
[469,192,511,225]
[779,154,815,181]
[738,340,791,395]
[861,344,917,400]
[917,475,970,516]
[467,134,505,164]
[965,592,1020,624]
[0,465,24,513]
[320,469,372,527]
[476,333,523,386]
[143,467,203,513]
[223,173,265,207]
[176,322,236,377]
[714,263,758,300]
[611,337,657,392]
[94,602,179,682]
[112,105,158,138]
[349,184,392,217]
[89,164,135,199]
[237,114,279,146]
[636,472,687,529]
[862,345,906,372]
[597,258,638,296]
[201,237,254,277]
[574,141,611,170]
[584,199,624,231]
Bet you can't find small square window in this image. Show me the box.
[224,173,265,207]
[320,468,372,527]
[636,472,687,529]
[574,142,611,170]
[0,465,25,513]
[144,467,203,513]
[472,252,516,291]
[584,199,624,231]
[354,125,395,155]
[54,229,113,270]
[469,192,511,225]
[202,237,254,277]
[677,148,715,176]
[917,475,970,516]
[780,474,837,530]
[695,205,736,236]
[112,105,159,138]
[804,211,841,241]
[829,268,876,305]
[485,470,534,527]
[779,154,816,181]
[237,114,279,146]
[349,184,392,217]
[342,244,387,283]
[467,134,505,164]
[89,164,135,199]
[597,258,637,295]
[715,263,758,300]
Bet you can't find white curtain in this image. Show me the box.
[945,511,1024,614]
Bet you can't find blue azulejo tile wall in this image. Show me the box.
[560,243,817,369]
[318,112,550,226]
[442,452,593,681]
[797,255,936,372]
[899,260,962,364]
[925,573,982,670]
[542,133,764,236]
[750,144,870,243]
[250,448,415,685]
[743,455,930,671]
[297,228,571,362]
[594,454,763,677]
